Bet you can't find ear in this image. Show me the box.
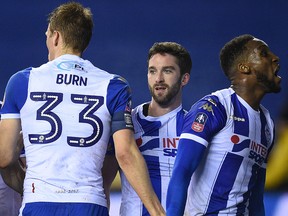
[181,73,190,87]
[238,63,250,74]
[52,31,60,47]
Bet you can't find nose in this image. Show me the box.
[155,72,164,83]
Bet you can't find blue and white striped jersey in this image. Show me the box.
[0,54,133,208]
[168,88,274,216]
[120,103,186,215]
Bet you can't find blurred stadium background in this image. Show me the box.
[1,1,288,215]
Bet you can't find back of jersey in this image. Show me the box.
[20,54,114,206]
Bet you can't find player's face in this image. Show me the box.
[45,25,55,61]
[246,39,281,93]
[148,53,183,106]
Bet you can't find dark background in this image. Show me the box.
[1,1,288,215]
[1,0,287,119]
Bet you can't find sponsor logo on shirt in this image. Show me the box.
[57,61,87,72]
[200,102,214,115]
[229,115,245,122]
[137,136,179,157]
[163,137,179,157]
[192,112,208,132]
[207,98,217,106]
[231,134,267,166]
[249,141,267,165]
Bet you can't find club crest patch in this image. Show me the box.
[125,100,132,112]
[192,112,208,132]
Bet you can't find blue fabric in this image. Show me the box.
[166,139,206,216]
[22,202,109,216]
[0,68,31,115]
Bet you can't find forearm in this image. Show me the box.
[166,190,188,216]
[102,154,119,209]
[117,146,165,216]
[166,167,190,215]
[0,119,22,168]
[0,159,25,194]
[167,139,206,215]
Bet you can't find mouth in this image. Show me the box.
[153,85,168,96]
[275,65,281,78]
[154,85,167,91]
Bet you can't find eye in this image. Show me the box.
[148,69,156,74]
[164,69,172,73]
[259,47,269,57]
[260,50,268,57]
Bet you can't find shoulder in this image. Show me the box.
[110,75,130,86]
[12,67,32,79]
[106,75,131,94]
[185,89,230,124]
[211,88,235,104]
[196,87,239,113]
[131,103,148,119]
[259,104,270,115]
[191,90,225,113]
[259,104,274,124]
[133,102,148,112]
[107,75,132,101]
[6,67,32,90]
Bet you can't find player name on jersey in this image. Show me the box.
[56,73,87,86]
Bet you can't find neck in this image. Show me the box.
[52,47,82,60]
[148,100,181,117]
[60,50,81,58]
[231,84,264,111]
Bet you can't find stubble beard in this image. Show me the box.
[149,79,182,107]
[256,73,281,93]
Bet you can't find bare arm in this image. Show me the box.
[113,129,165,216]
[102,153,119,209]
[0,119,25,194]
[0,158,25,194]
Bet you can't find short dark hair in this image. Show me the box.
[219,34,255,79]
[148,42,192,76]
[48,2,93,53]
